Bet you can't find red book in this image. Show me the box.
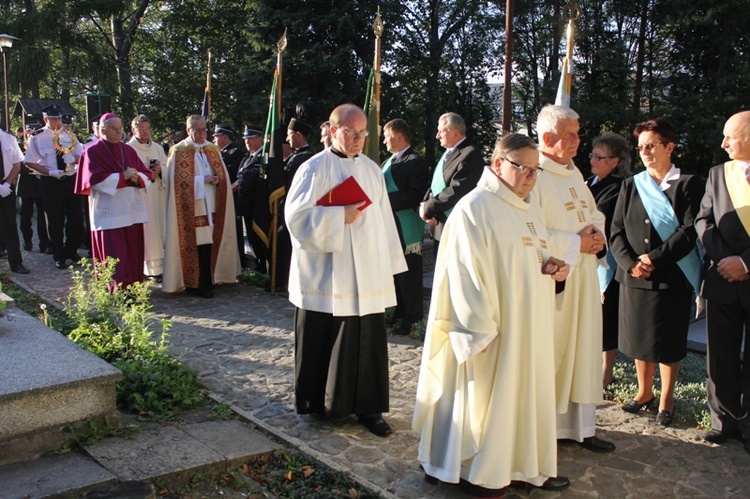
[316,176,372,211]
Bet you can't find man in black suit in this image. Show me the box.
[213,124,246,268]
[382,119,430,335]
[420,112,483,256]
[695,110,750,452]
[236,126,265,271]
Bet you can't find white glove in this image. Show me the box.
[0,183,11,198]
[62,154,75,164]
[48,169,63,178]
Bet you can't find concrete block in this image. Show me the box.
[182,420,278,464]
[0,310,122,465]
[85,425,225,481]
[0,452,116,499]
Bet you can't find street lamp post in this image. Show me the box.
[0,34,20,131]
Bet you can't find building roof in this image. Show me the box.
[14,99,77,119]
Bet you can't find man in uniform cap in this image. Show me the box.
[213,124,246,267]
[24,104,85,269]
[237,125,265,271]
[17,123,50,253]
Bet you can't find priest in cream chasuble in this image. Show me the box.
[535,105,611,450]
[414,134,575,492]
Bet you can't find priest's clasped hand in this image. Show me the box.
[124,167,139,182]
[203,174,219,185]
[344,201,365,224]
[578,225,605,254]
[551,264,570,282]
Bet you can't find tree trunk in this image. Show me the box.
[632,0,649,113]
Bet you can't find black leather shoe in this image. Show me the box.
[23,241,32,251]
[579,436,616,453]
[55,260,67,270]
[656,410,674,426]
[11,264,30,274]
[540,476,571,491]
[704,429,731,444]
[357,414,392,437]
[621,397,655,414]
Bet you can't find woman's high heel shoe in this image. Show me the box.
[621,397,655,414]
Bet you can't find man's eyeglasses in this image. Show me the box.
[589,153,615,161]
[635,142,664,152]
[190,128,208,134]
[503,157,543,177]
[337,127,369,139]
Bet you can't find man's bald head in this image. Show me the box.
[722,111,750,161]
[330,104,368,157]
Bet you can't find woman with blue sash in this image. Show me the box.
[610,118,703,426]
[585,133,632,389]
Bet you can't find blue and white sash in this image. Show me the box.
[633,171,702,293]
[597,251,617,293]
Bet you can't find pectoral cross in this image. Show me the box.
[564,187,589,224]
[521,222,549,264]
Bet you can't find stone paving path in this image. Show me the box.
[7,247,750,498]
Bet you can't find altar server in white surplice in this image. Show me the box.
[535,104,615,453]
[414,134,576,495]
[285,104,407,438]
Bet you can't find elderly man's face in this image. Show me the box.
[187,118,208,143]
[493,147,541,199]
[244,135,263,153]
[543,118,580,164]
[722,115,750,161]
[436,120,462,149]
[101,118,124,144]
[331,111,368,157]
[132,120,151,142]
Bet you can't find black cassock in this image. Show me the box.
[294,308,389,418]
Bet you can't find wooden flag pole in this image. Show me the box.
[269,29,287,295]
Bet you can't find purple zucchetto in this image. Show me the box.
[98,112,118,126]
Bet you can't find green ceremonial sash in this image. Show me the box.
[384,156,425,246]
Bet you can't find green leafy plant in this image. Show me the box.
[238,269,268,288]
[210,402,236,421]
[62,257,206,420]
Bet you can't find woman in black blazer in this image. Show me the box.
[586,133,631,389]
[609,118,703,426]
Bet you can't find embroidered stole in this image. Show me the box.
[173,145,228,287]
[633,171,702,293]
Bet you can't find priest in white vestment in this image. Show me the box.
[285,104,407,437]
[162,115,240,298]
[127,114,168,280]
[414,134,575,494]
[534,105,615,452]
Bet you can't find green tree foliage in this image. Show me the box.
[3,0,749,172]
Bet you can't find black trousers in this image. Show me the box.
[0,192,23,269]
[40,176,83,262]
[19,195,49,250]
[706,298,750,433]
[393,251,423,325]
[294,308,389,418]
[244,217,267,273]
[197,243,214,293]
